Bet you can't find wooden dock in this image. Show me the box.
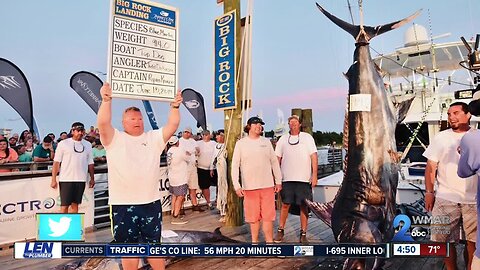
[0,207,464,270]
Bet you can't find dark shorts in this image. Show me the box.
[280,181,313,206]
[210,170,218,187]
[197,168,212,189]
[169,184,188,196]
[110,199,162,243]
[59,182,86,206]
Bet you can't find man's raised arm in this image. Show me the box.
[162,91,182,143]
[97,83,115,147]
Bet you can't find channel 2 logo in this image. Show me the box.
[393,214,449,242]
[294,246,313,256]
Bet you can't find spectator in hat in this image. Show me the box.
[180,126,204,212]
[8,136,18,148]
[51,122,94,213]
[274,115,318,244]
[197,130,216,210]
[166,136,189,225]
[458,91,480,269]
[232,116,282,243]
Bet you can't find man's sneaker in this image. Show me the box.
[171,215,188,225]
[273,228,284,243]
[208,203,215,210]
[192,205,205,212]
[299,230,308,244]
[179,208,186,216]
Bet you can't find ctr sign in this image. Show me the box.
[214,10,236,110]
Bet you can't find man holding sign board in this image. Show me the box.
[98,83,181,270]
[104,0,180,268]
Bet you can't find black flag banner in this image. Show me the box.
[69,71,103,114]
[182,88,207,130]
[0,58,35,133]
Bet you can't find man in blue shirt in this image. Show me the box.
[458,91,480,270]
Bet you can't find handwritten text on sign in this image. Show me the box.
[108,0,178,101]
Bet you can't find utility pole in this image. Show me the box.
[221,0,243,226]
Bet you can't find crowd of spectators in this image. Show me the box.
[0,126,105,172]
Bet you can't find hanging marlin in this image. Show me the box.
[305,3,419,270]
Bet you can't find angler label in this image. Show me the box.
[107,0,178,101]
[349,94,371,112]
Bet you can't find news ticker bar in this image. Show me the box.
[14,242,449,259]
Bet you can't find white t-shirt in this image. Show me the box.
[231,136,282,190]
[54,138,93,182]
[167,146,189,187]
[105,128,166,205]
[197,140,216,170]
[179,137,197,164]
[275,132,317,183]
[423,129,477,204]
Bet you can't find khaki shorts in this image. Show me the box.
[187,164,199,190]
[430,197,477,242]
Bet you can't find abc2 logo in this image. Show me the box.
[393,214,450,242]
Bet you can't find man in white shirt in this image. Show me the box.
[179,127,204,212]
[51,122,94,214]
[424,102,477,270]
[274,115,318,243]
[197,130,216,210]
[97,83,181,270]
[232,116,282,243]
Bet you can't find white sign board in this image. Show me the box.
[107,0,179,101]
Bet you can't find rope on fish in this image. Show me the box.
[400,97,436,162]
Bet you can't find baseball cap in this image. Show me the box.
[71,122,85,131]
[469,91,480,116]
[201,130,210,135]
[247,116,265,125]
[217,129,225,135]
[184,127,192,133]
[168,136,179,145]
[288,115,301,123]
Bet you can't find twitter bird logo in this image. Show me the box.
[48,217,71,237]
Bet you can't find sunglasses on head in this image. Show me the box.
[72,126,85,132]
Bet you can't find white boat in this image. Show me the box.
[315,24,480,204]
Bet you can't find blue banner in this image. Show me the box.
[142,100,159,130]
[58,243,389,258]
[214,10,236,110]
